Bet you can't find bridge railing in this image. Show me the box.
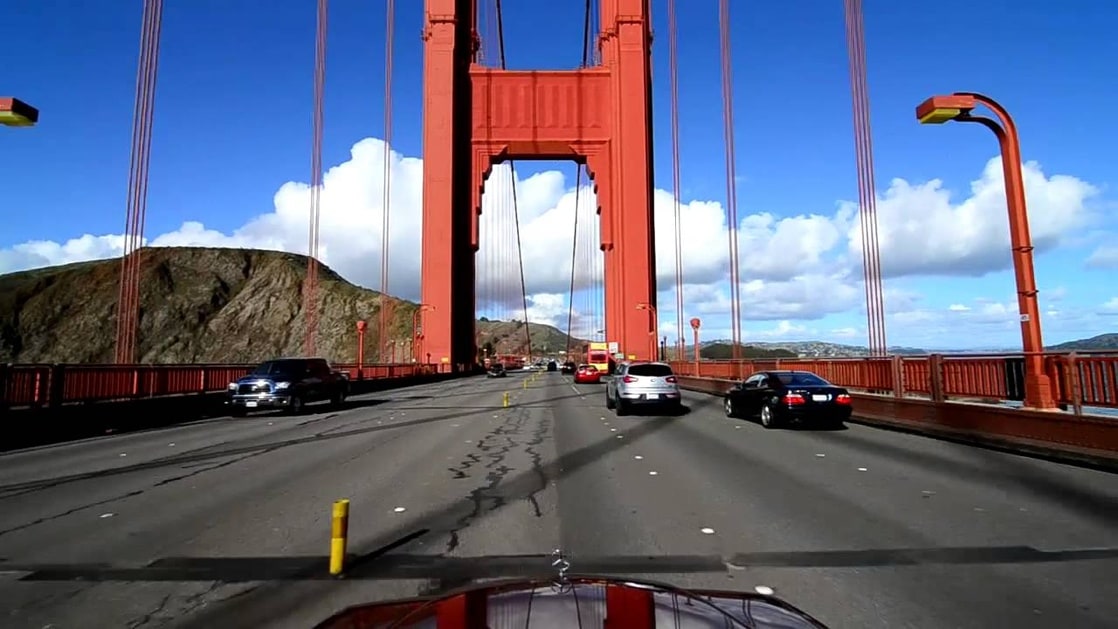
[4,353,1115,414]
[668,351,1118,415]
[0,362,453,410]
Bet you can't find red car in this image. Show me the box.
[573,364,602,384]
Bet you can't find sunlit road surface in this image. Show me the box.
[1,372,1116,629]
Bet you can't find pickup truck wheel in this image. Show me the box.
[288,395,305,415]
[331,390,346,407]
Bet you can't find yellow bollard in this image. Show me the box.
[329,499,350,576]
[523,379,528,389]
[503,392,510,407]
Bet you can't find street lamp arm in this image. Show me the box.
[955,113,1004,140]
[953,92,1019,144]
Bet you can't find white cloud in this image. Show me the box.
[1086,245,1118,269]
[754,320,811,339]
[0,138,1104,347]
[0,234,126,272]
[948,304,970,312]
[850,157,1098,279]
[1099,297,1118,316]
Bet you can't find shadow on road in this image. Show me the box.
[7,544,1116,583]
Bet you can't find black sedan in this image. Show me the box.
[487,363,507,378]
[723,370,852,428]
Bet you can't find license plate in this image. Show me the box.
[245,401,258,408]
[811,394,829,402]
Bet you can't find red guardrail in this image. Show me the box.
[0,362,452,409]
[667,351,1118,415]
[3,353,1115,414]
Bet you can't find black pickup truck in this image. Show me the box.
[226,357,349,416]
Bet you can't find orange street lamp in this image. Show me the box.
[916,92,1055,410]
[689,318,701,366]
[355,320,368,378]
[0,97,39,127]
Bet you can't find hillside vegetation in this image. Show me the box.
[0,247,581,364]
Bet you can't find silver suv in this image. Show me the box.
[605,361,682,415]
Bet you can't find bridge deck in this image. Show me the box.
[1,373,1115,627]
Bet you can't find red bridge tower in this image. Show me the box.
[420,0,657,369]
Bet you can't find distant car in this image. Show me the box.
[560,361,576,374]
[547,360,558,372]
[487,363,507,378]
[573,363,602,384]
[723,370,851,428]
[605,361,681,415]
[227,357,348,416]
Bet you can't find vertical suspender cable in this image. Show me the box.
[564,0,594,357]
[493,0,534,362]
[858,0,887,356]
[844,0,887,355]
[667,0,685,360]
[846,0,878,355]
[717,0,743,360]
[116,0,163,364]
[379,0,395,362]
[304,0,328,357]
[134,0,163,275]
[564,171,584,356]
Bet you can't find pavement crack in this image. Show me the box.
[126,593,173,629]
[442,406,552,550]
[524,414,552,518]
[152,449,273,487]
[0,490,144,539]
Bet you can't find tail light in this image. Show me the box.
[665,376,677,383]
[622,376,637,383]
[782,393,805,406]
[835,393,852,405]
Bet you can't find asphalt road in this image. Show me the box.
[1,371,1115,628]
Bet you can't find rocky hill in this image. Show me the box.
[0,247,582,364]
[1047,333,1118,352]
[476,318,581,357]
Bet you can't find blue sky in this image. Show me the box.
[2,0,1116,351]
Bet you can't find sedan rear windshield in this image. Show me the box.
[774,372,829,386]
[627,364,674,377]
